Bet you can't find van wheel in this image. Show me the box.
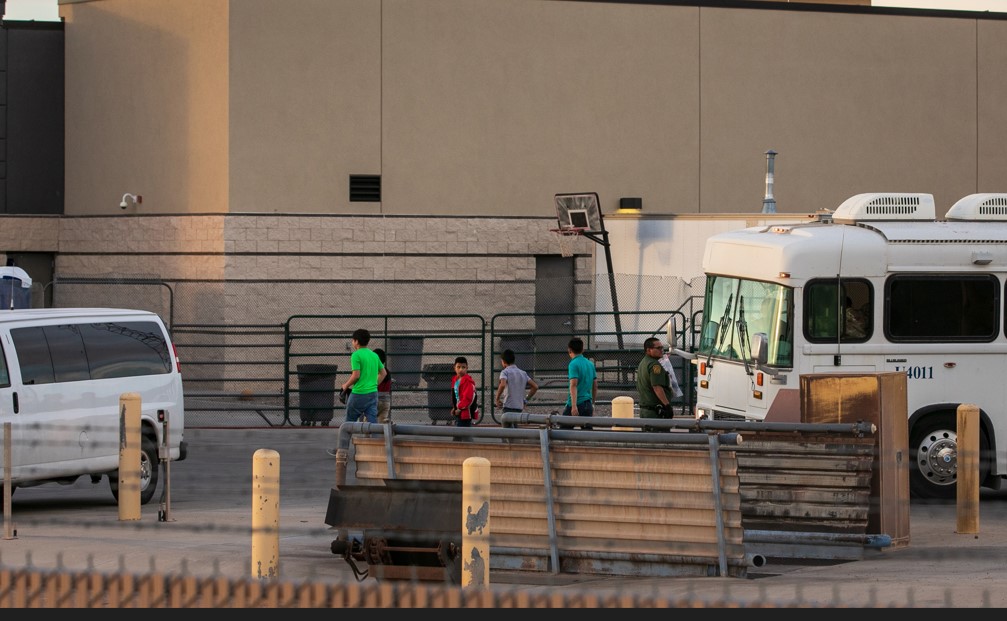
[109,435,160,505]
[909,413,990,501]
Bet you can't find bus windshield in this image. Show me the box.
[697,276,794,368]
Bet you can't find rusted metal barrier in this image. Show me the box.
[330,418,745,580]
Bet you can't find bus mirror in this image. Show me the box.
[752,332,769,365]
[666,316,678,350]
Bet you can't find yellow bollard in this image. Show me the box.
[117,393,142,521]
[3,422,13,540]
[252,448,281,579]
[956,403,980,535]
[462,456,490,588]
[612,395,635,431]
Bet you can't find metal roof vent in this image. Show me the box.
[832,193,935,223]
[945,193,1007,221]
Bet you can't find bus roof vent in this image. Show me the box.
[945,194,1007,221]
[832,193,936,223]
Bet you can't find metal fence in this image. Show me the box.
[37,273,706,428]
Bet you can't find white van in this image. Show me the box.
[0,308,186,504]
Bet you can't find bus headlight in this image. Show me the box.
[695,407,709,421]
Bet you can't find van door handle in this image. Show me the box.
[12,392,18,414]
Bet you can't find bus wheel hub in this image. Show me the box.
[919,430,957,483]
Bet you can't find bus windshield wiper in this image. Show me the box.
[736,295,753,375]
[707,293,733,367]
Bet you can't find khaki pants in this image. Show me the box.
[377,393,391,423]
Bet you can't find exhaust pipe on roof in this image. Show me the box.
[761,149,777,214]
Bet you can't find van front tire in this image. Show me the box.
[108,435,160,505]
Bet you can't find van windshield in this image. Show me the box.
[698,276,794,367]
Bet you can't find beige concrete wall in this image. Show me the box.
[58,1,1007,218]
[380,0,699,217]
[700,8,983,214]
[61,0,228,215]
[228,0,381,214]
[978,19,1007,191]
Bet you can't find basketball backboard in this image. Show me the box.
[554,192,604,232]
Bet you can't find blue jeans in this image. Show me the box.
[345,391,378,424]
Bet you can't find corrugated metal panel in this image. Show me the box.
[352,437,746,578]
[734,431,876,560]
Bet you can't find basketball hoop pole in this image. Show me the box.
[581,228,624,350]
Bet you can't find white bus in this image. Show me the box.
[691,192,1007,499]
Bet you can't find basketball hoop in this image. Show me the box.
[550,227,584,258]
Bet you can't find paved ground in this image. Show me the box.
[1,427,1006,607]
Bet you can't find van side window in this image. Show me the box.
[0,341,10,388]
[44,324,90,383]
[11,326,56,385]
[886,274,999,342]
[80,321,171,379]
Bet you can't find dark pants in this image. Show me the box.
[562,400,594,429]
[453,416,473,441]
[640,406,671,432]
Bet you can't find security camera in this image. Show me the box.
[119,192,140,210]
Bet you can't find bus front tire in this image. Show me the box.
[909,413,990,501]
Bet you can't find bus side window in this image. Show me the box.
[806,282,838,340]
[841,281,872,341]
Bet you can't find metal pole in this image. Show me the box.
[601,231,624,349]
[538,428,560,574]
[708,433,728,577]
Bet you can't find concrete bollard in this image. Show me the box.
[117,393,142,521]
[612,395,636,431]
[956,403,980,535]
[252,448,281,579]
[462,456,491,588]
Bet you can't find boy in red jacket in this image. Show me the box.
[450,356,478,432]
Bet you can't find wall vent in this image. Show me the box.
[349,175,381,202]
[945,194,1007,221]
[832,193,935,223]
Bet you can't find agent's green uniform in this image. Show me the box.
[636,354,671,419]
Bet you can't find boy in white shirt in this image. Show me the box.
[494,349,539,414]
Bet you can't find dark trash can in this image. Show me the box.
[297,364,338,426]
[422,362,456,423]
[389,336,424,388]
